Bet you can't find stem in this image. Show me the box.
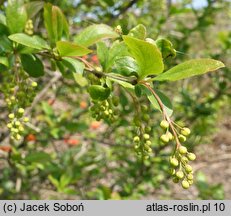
[140,82,180,149]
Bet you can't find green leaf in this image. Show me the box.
[106,41,129,71]
[44,3,54,43]
[88,85,111,101]
[97,41,109,71]
[123,36,164,79]
[73,73,88,87]
[113,56,138,76]
[6,0,27,34]
[107,74,135,90]
[0,36,12,52]
[60,174,71,188]
[25,1,44,19]
[144,87,173,116]
[0,13,6,25]
[154,59,225,81]
[8,33,50,50]
[74,24,119,47]
[42,102,54,116]
[56,41,92,57]
[134,84,142,97]
[48,175,60,188]
[62,57,85,74]
[0,56,9,67]
[43,3,69,45]
[0,56,9,72]
[128,24,146,40]
[25,152,51,163]
[21,54,44,77]
[155,38,176,59]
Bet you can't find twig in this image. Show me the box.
[140,82,180,149]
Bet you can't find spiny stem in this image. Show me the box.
[140,81,181,149]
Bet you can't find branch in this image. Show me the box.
[140,82,180,149]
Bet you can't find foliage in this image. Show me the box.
[0,0,230,199]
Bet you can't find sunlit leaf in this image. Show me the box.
[154,59,225,81]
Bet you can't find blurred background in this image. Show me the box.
[0,0,230,199]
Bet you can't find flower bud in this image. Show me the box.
[160,134,169,143]
[7,123,13,128]
[23,117,29,123]
[143,133,150,140]
[8,113,15,119]
[187,153,196,161]
[178,146,187,154]
[31,81,38,87]
[145,140,152,146]
[176,170,184,179]
[15,121,21,127]
[160,120,169,129]
[178,135,186,142]
[170,157,179,167]
[18,108,25,114]
[15,134,21,140]
[182,180,190,189]
[133,136,140,142]
[187,173,193,180]
[185,164,193,173]
[172,177,179,183]
[181,127,191,136]
[166,131,174,140]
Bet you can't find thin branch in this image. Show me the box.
[140,82,180,149]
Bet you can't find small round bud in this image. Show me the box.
[31,81,38,87]
[133,117,141,126]
[181,156,189,163]
[181,127,191,136]
[133,136,140,143]
[176,170,184,179]
[178,135,186,142]
[18,108,25,114]
[10,96,16,101]
[143,133,150,140]
[8,113,15,119]
[169,168,175,175]
[185,164,193,173]
[170,157,179,167]
[187,173,193,180]
[145,126,152,133]
[23,117,29,123]
[188,179,193,185]
[160,134,169,143]
[166,131,174,140]
[15,121,21,127]
[15,134,21,140]
[7,123,13,129]
[134,145,139,150]
[104,110,109,116]
[160,120,169,129]
[145,140,152,146]
[182,180,190,189]
[11,128,19,133]
[178,146,187,154]
[187,153,196,161]
[142,114,149,121]
[172,177,179,183]
[19,126,24,132]
[141,104,148,112]
[144,155,149,160]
